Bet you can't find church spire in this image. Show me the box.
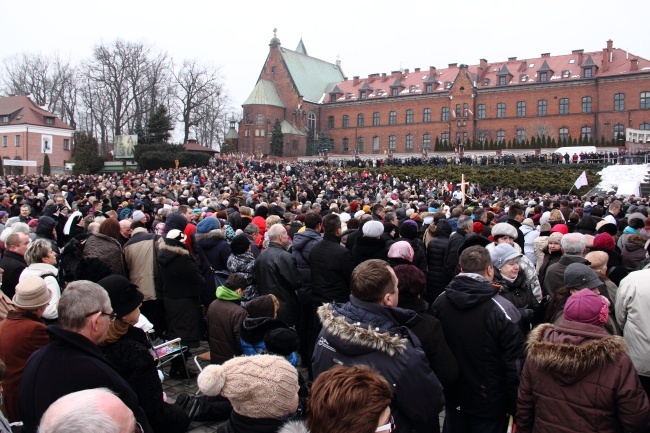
[296,38,308,56]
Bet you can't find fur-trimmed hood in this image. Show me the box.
[278,420,310,433]
[526,321,628,383]
[194,229,226,244]
[317,296,419,357]
[157,237,189,266]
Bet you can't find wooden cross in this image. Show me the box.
[457,174,469,206]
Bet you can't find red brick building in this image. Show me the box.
[0,95,74,173]
[239,34,650,156]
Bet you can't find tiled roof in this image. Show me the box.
[279,47,344,103]
[242,79,286,107]
[183,141,216,153]
[497,64,512,76]
[0,95,73,130]
[359,81,373,91]
[328,43,650,101]
[581,55,597,68]
[280,119,305,136]
[329,85,344,95]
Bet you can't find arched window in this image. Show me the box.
[256,114,264,125]
[581,126,592,140]
[308,113,316,131]
[356,137,364,153]
[441,132,449,144]
[559,127,569,144]
[405,134,414,150]
[357,113,364,127]
[372,136,380,151]
[516,129,526,144]
[342,138,349,152]
[423,133,431,150]
[613,124,625,142]
[496,130,505,143]
[405,109,414,124]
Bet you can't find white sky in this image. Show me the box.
[2,0,650,120]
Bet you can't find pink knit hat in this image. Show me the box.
[564,288,609,327]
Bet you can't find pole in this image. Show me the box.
[567,185,575,196]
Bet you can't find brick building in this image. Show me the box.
[239,33,650,156]
[0,95,74,173]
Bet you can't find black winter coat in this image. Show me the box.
[351,236,388,265]
[431,274,525,418]
[494,268,539,333]
[101,327,190,433]
[0,250,26,299]
[157,238,205,299]
[195,230,231,302]
[291,229,322,301]
[426,220,452,301]
[443,229,468,278]
[313,296,445,433]
[309,233,354,305]
[19,326,152,433]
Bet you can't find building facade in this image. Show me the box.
[0,95,74,173]
[239,34,650,156]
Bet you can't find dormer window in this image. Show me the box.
[0,116,8,123]
[562,70,570,78]
[425,84,433,93]
[540,72,548,82]
[391,88,399,96]
[45,117,54,125]
[499,76,507,86]
[330,95,337,103]
[482,78,490,86]
[584,68,593,78]
[360,91,367,100]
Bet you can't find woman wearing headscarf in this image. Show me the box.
[517,289,650,432]
[98,275,190,433]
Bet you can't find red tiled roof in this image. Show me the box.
[0,95,74,130]
[183,141,218,153]
[331,44,650,101]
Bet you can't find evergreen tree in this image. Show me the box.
[134,121,147,145]
[147,104,173,144]
[306,129,315,156]
[270,120,284,157]
[72,131,104,174]
[600,135,606,147]
[551,137,557,148]
[42,154,51,175]
[317,130,332,153]
[530,136,537,149]
[0,158,4,177]
[220,142,235,154]
[434,136,440,151]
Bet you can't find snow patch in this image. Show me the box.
[596,164,650,192]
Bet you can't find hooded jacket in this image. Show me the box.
[35,216,60,255]
[291,228,322,300]
[517,321,650,433]
[425,220,452,301]
[309,232,354,305]
[431,273,525,418]
[621,235,647,271]
[195,229,231,301]
[206,287,247,365]
[157,238,205,299]
[313,296,445,433]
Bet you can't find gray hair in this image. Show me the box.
[10,222,30,235]
[267,224,287,241]
[58,281,111,332]
[38,388,131,433]
[384,212,396,222]
[561,233,586,255]
[87,222,101,234]
[24,239,52,265]
[457,215,473,231]
[244,223,259,235]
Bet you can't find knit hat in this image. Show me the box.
[522,218,534,228]
[388,241,414,262]
[339,213,351,223]
[399,220,418,239]
[563,263,603,290]
[548,232,563,244]
[0,211,7,220]
[550,223,569,235]
[197,355,299,419]
[354,210,366,219]
[539,222,552,234]
[164,213,188,234]
[98,275,143,318]
[473,221,485,234]
[131,210,146,222]
[264,328,299,357]
[362,221,384,238]
[362,205,371,213]
[492,223,518,239]
[12,276,52,310]
[490,243,522,269]
[592,233,616,251]
[563,288,609,327]
[196,217,221,234]
[230,234,251,255]
[166,229,187,244]
[245,295,276,318]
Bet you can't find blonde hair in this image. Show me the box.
[265,215,281,229]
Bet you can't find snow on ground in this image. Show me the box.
[596,164,650,192]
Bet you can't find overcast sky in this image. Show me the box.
[2,0,649,121]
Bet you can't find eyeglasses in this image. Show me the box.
[134,421,143,433]
[375,416,395,432]
[84,310,117,322]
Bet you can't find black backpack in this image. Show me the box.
[59,237,87,282]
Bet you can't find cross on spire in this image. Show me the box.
[273,28,277,37]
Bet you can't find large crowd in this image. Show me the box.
[0,158,648,433]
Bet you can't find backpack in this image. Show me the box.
[59,237,87,282]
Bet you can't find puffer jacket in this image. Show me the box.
[313,296,445,433]
[227,251,257,301]
[291,228,322,301]
[517,321,650,433]
[425,220,452,301]
[82,232,126,277]
[206,290,247,365]
[521,225,539,266]
[351,236,388,265]
[123,229,161,302]
[616,269,650,377]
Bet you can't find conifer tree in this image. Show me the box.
[42,154,51,175]
[270,120,284,157]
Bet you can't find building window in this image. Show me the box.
[456,132,461,144]
[256,114,264,125]
[271,66,276,73]
[342,138,349,152]
[14,135,20,147]
[516,129,526,143]
[357,113,364,127]
[441,107,449,122]
[360,91,366,100]
[641,92,650,109]
[456,104,461,118]
[584,68,592,78]
[63,139,70,150]
[254,129,260,137]
[373,112,380,126]
[582,96,592,113]
[423,133,431,150]
[540,72,548,82]
[517,101,526,117]
[496,130,505,144]
[559,98,569,114]
[1,136,6,147]
[559,127,569,144]
[423,108,431,123]
[327,116,334,129]
[441,132,449,144]
[405,109,414,124]
[373,136,380,151]
[330,95,337,103]
[342,115,349,128]
[45,117,54,125]
[405,134,413,150]
[477,104,486,119]
[389,135,396,151]
[391,88,399,97]
[478,131,487,145]
[308,113,316,131]
[356,137,364,153]
[538,99,547,116]
[260,129,265,137]
[1,116,8,123]
[389,111,396,125]
[244,129,249,137]
[562,70,570,78]
[425,84,433,93]
[614,93,625,111]
[499,76,507,86]
[497,103,505,118]
[463,103,468,117]
[581,126,592,140]
[614,124,625,140]
[640,123,650,130]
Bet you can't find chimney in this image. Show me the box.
[382,72,388,82]
[391,70,403,79]
[368,73,378,84]
[572,49,584,65]
[508,57,517,61]
[353,76,360,85]
[631,58,639,72]
[414,68,420,73]
[404,68,409,74]
[541,53,550,57]
[429,66,437,75]
[448,63,457,68]
[603,39,613,72]
[479,59,488,70]
[607,39,613,51]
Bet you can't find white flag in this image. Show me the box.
[574,171,588,189]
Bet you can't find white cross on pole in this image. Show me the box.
[457,174,469,207]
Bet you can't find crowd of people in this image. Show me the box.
[0,158,648,433]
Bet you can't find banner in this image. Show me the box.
[41,135,53,154]
[574,171,588,189]
[114,135,137,159]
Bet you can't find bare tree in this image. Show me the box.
[192,92,231,149]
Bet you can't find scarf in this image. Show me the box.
[216,286,242,301]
